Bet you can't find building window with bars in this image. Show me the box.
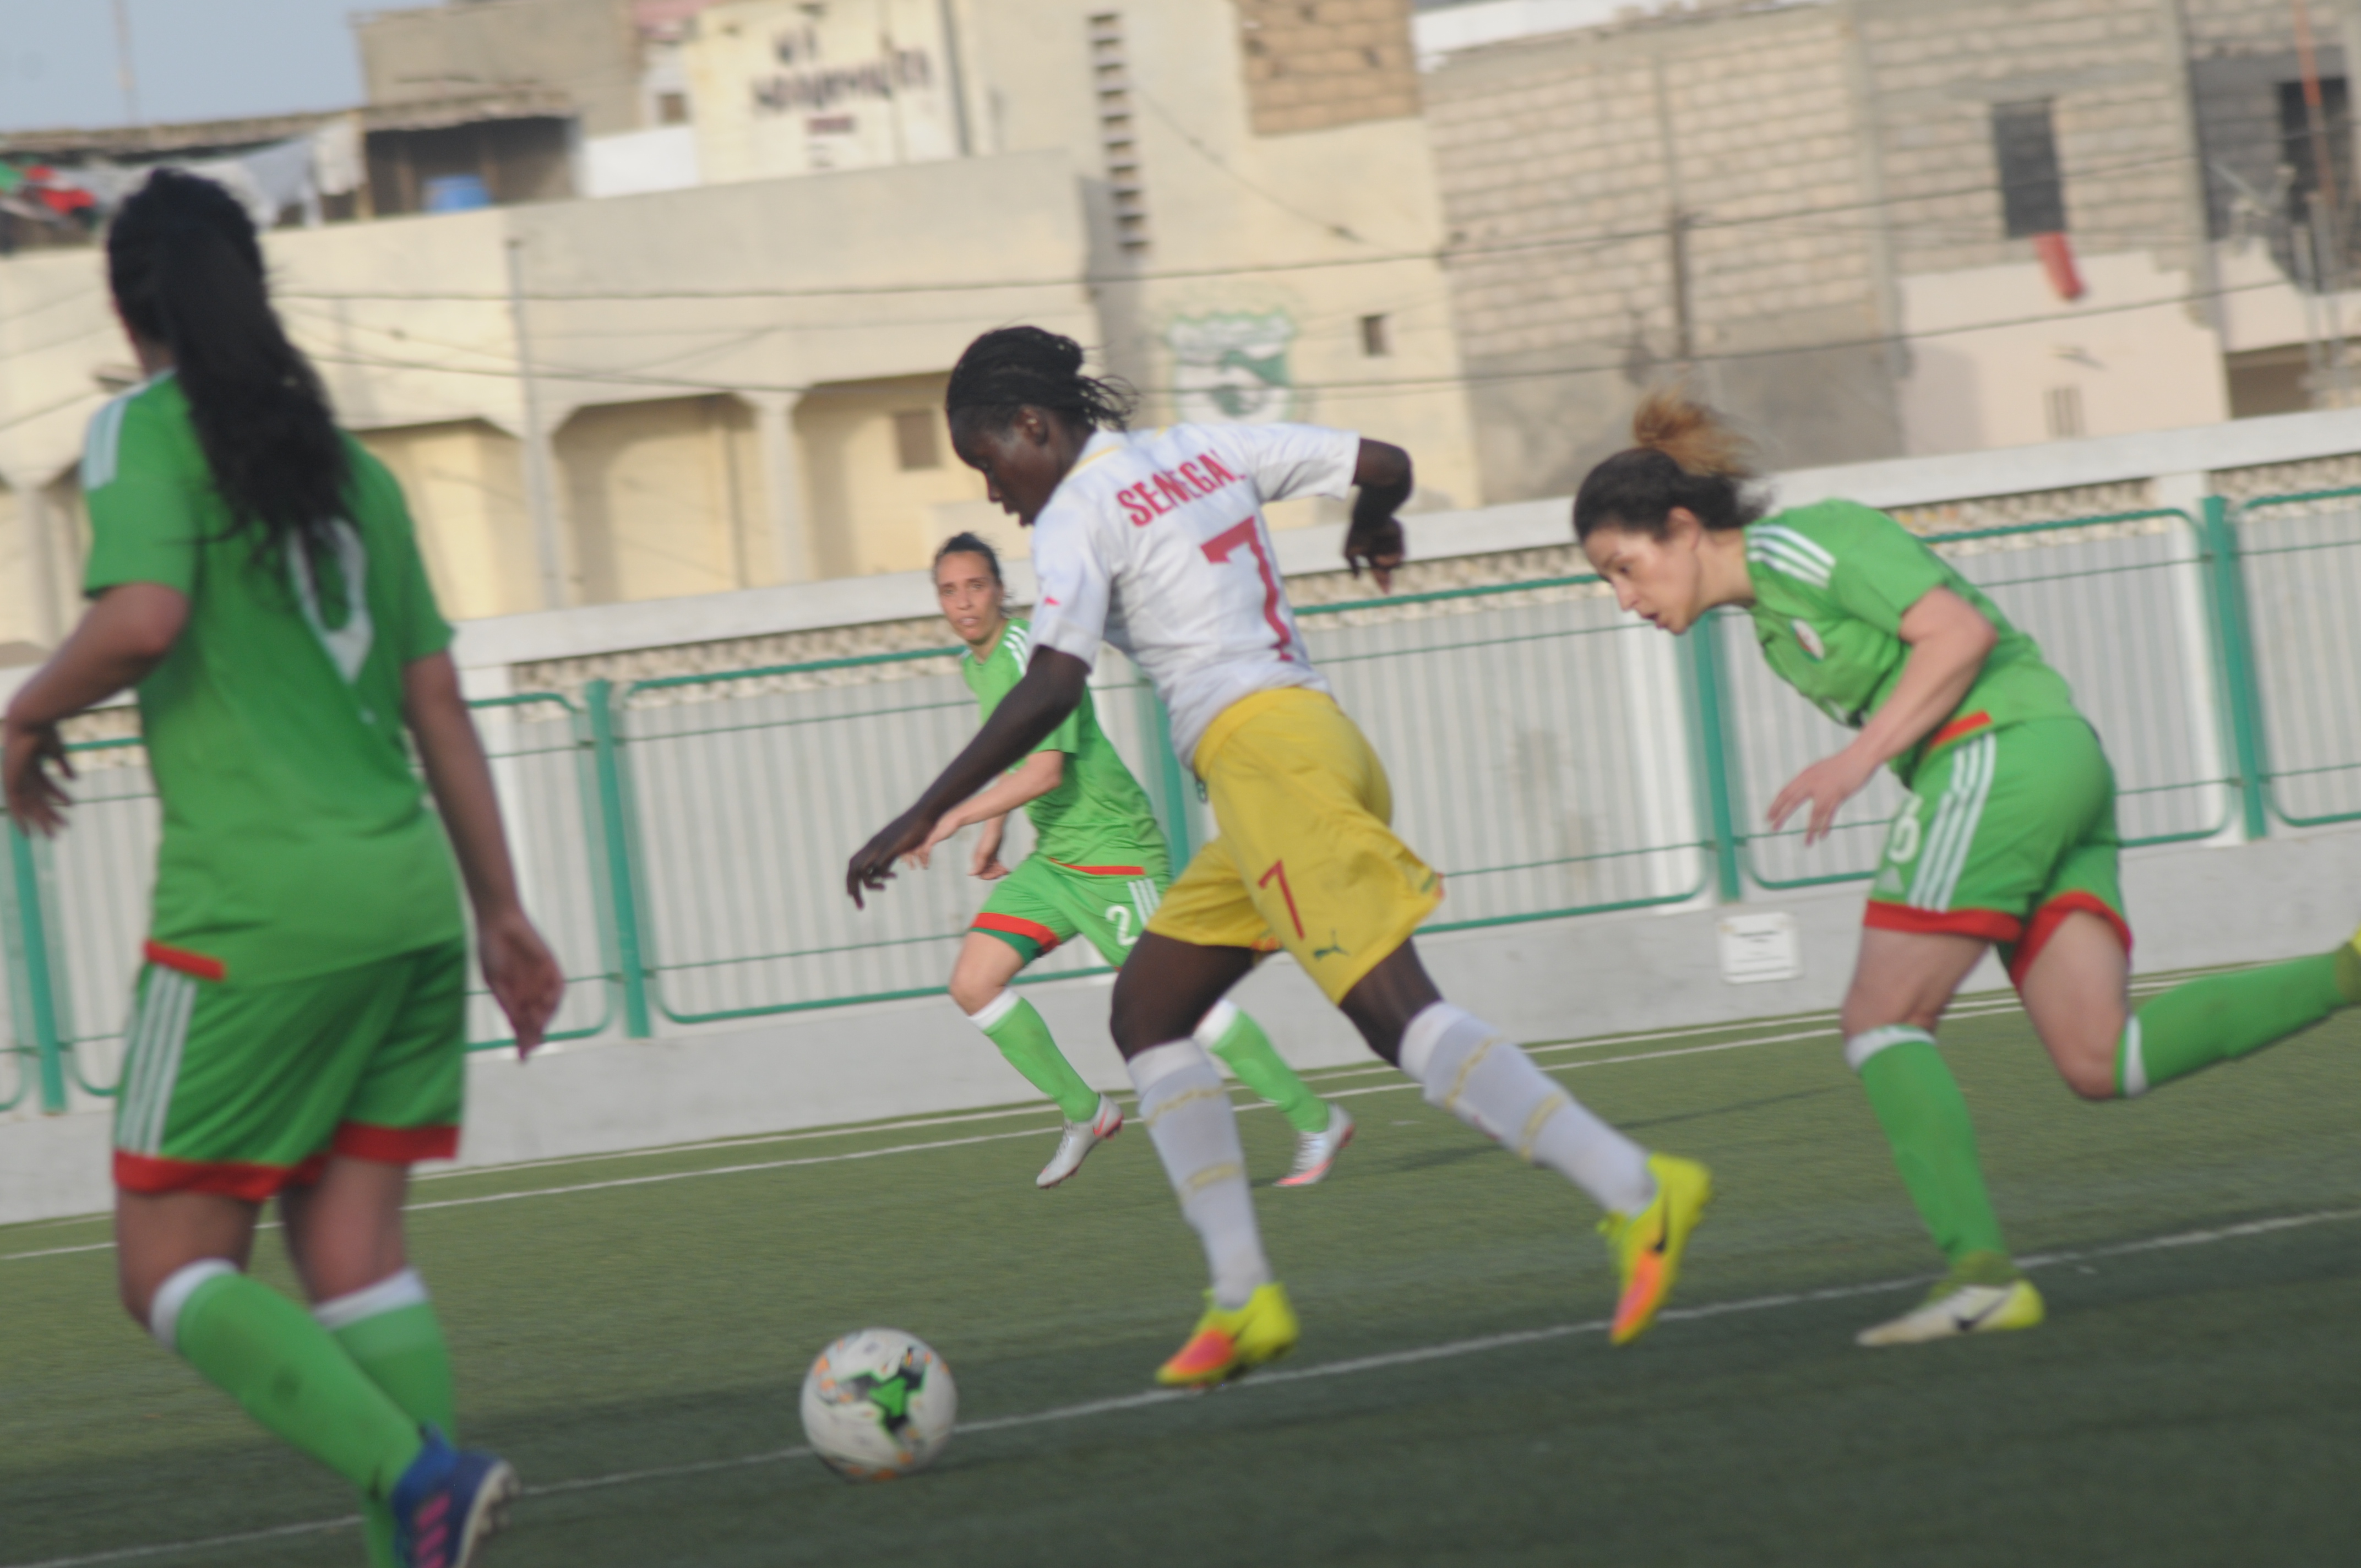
[1090,13,1149,252]
[1993,100,2066,238]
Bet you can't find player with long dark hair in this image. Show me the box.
[1572,389,2361,1345]
[1,169,563,1566]
[850,328,1712,1386]
[918,532,1350,1188]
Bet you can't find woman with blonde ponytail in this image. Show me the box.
[1574,389,2361,1348]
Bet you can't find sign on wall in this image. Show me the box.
[686,0,963,183]
[1168,312,1298,424]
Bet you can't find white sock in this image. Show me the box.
[149,1257,240,1353]
[1400,1002,1656,1214]
[1128,1039,1271,1310]
[312,1266,429,1331]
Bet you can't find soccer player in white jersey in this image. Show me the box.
[848,327,1714,1386]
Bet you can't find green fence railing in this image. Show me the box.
[1,489,2347,1109]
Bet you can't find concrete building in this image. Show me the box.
[1416,0,2361,499]
[0,0,1481,663]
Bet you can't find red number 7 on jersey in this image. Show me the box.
[1201,518,1296,662]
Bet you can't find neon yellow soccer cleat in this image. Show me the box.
[1599,1153,1713,1346]
[1857,1253,2044,1347]
[1155,1282,1300,1388]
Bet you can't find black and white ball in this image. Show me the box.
[800,1328,957,1481]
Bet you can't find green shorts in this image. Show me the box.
[971,852,1172,969]
[112,939,469,1201]
[1865,716,2131,985]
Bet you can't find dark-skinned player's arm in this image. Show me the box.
[846,646,1091,906]
[1342,438,1413,593]
[2,582,189,835]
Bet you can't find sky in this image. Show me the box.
[0,1,420,134]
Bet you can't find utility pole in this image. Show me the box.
[110,0,142,127]
[505,237,569,609]
[2293,0,2352,402]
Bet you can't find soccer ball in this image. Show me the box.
[800,1327,958,1480]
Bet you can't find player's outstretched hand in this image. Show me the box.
[1343,512,1406,594]
[849,807,936,908]
[480,904,565,1060]
[1,717,74,836]
[1768,747,1879,847]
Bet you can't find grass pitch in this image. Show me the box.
[6,983,2358,1567]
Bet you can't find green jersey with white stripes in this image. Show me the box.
[961,615,1167,871]
[1743,500,2082,784]
[81,372,464,988]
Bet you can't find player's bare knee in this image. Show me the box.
[946,971,999,1015]
[2055,1039,2119,1101]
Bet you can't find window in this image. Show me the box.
[2044,385,2085,440]
[656,91,689,126]
[1359,313,1392,357]
[1992,100,2066,238]
[893,410,942,472]
[2278,78,2353,225]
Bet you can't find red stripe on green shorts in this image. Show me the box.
[2006,891,2131,987]
[333,1121,460,1164]
[973,912,1060,954]
[1863,903,2023,943]
[115,1151,309,1201]
[1047,857,1147,876]
[1925,711,1993,753]
[143,940,226,981]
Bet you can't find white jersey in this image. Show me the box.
[1028,422,1360,768]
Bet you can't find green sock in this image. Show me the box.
[323,1274,456,1568]
[165,1268,424,1500]
[1201,1003,1330,1134]
[1851,1028,2010,1264]
[2117,951,2351,1097]
[972,992,1100,1122]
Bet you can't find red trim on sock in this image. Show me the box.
[332,1122,460,1164]
[1864,902,2023,943]
[115,1151,307,1200]
[972,912,1061,953]
[2007,891,2131,988]
[143,941,226,981]
[1046,857,1148,877]
[1925,711,1993,753]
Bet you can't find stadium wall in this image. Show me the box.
[6,406,2361,1224]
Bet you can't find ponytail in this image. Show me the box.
[1572,387,1765,541]
[945,326,1136,440]
[107,168,348,566]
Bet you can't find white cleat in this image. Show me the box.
[1037,1095,1123,1188]
[1275,1103,1354,1188]
[1856,1277,2044,1347]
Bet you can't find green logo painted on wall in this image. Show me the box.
[1168,312,1298,424]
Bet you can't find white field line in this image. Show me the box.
[15,1204,2359,1568]
[0,988,2240,1267]
[0,1023,1848,1264]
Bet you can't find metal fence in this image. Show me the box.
[2,491,2348,1111]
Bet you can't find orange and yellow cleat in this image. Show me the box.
[1599,1153,1713,1346]
[1155,1282,1300,1387]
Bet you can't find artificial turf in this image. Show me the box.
[4,988,2357,1567]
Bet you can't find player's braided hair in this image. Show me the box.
[107,168,348,568]
[1572,386,1767,541]
[933,531,1002,584]
[944,326,1136,437]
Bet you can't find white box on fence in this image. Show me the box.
[1718,913,1803,984]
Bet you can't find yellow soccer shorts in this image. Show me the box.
[1148,687,1443,1004]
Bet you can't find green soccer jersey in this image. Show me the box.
[1743,499,2083,784]
[962,616,1167,870]
[81,372,464,987]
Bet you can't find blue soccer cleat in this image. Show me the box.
[391,1428,520,1568]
